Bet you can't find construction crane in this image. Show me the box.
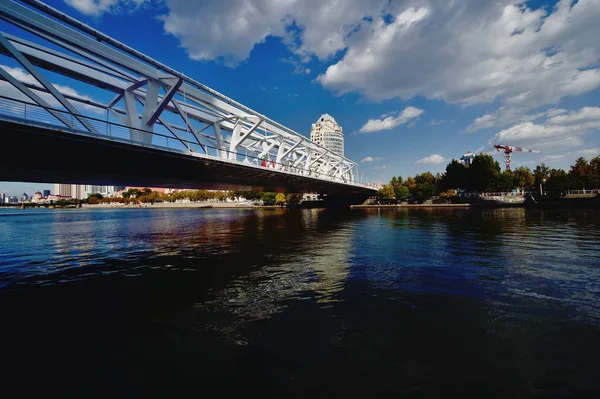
[494,144,540,171]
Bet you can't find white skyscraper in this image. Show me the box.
[310,114,344,157]
[53,184,87,199]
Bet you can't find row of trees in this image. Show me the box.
[378,154,600,203]
[88,189,305,207]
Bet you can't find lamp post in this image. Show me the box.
[540,178,546,196]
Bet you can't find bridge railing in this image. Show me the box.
[0,95,367,187]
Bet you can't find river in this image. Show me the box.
[1,207,599,397]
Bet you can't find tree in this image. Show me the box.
[405,177,416,193]
[262,192,276,206]
[395,185,410,201]
[413,183,436,203]
[533,163,550,188]
[141,187,152,196]
[439,189,458,203]
[414,171,436,185]
[442,160,468,191]
[547,168,568,192]
[494,170,514,192]
[569,157,593,189]
[122,188,141,198]
[377,184,395,204]
[468,154,501,192]
[286,193,303,207]
[591,156,600,188]
[88,193,104,200]
[275,193,286,207]
[512,166,534,190]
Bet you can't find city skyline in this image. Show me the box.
[1,0,600,194]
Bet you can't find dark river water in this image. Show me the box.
[1,207,599,398]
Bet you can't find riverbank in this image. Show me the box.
[352,204,472,209]
[82,202,279,209]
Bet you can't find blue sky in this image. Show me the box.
[1,0,600,195]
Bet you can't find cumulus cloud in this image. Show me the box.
[361,156,382,163]
[62,0,600,138]
[317,0,600,128]
[358,106,423,134]
[416,154,447,165]
[155,0,388,66]
[491,106,600,151]
[64,0,149,16]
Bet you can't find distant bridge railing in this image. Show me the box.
[0,95,370,189]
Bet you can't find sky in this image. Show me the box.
[1,0,600,195]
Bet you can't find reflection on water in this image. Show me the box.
[1,207,600,397]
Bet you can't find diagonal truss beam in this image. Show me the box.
[0,32,98,134]
[0,65,73,127]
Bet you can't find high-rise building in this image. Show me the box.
[310,114,344,157]
[43,190,50,198]
[53,184,87,199]
[54,184,72,198]
[460,152,476,166]
[0,192,5,203]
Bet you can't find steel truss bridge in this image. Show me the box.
[0,0,375,200]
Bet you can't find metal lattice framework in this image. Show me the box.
[0,0,359,184]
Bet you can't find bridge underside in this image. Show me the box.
[0,120,375,201]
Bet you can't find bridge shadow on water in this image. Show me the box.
[1,208,599,398]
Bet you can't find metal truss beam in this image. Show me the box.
[0,0,360,186]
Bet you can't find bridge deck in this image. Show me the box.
[0,118,376,198]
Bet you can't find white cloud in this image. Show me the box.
[541,148,600,164]
[0,65,104,115]
[416,154,447,165]
[491,106,600,151]
[428,119,446,126]
[157,0,387,66]
[280,57,311,75]
[315,0,600,128]
[466,107,569,132]
[361,156,382,163]
[358,106,423,134]
[373,165,387,170]
[64,0,148,16]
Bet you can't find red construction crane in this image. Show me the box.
[494,144,540,171]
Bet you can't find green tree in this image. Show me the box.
[285,193,303,207]
[569,157,593,189]
[87,193,104,200]
[414,172,436,185]
[468,154,501,192]
[377,184,395,204]
[547,168,568,192]
[512,166,534,190]
[395,185,410,201]
[262,192,276,206]
[442,160,468,191]
[141,187,151,196]
[494,170,514,192]
[413,183,436,203]
[590,156,600,188]
[389,176,403,197]
[533,163,550,188]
